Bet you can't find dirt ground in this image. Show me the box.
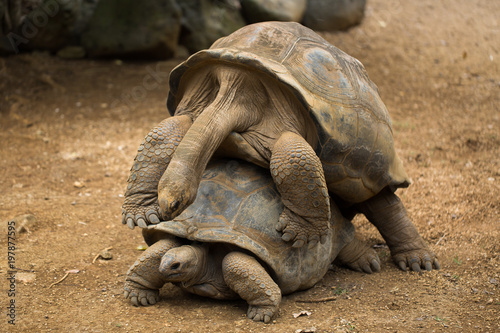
[1,0,499,332]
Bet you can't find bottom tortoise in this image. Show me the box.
[124,159,380,323]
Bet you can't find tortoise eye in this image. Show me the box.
[170,200,180,212]
[170,262,180,270]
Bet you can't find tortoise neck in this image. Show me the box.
[158,66,261,219]
[180,244,210,287]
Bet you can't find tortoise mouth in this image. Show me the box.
[162,271,183,281]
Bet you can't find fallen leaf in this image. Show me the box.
[293,310,311,318]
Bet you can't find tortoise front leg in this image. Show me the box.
[222,252,281,323]
[356,188,440,272]
[270,131,331,248]
[122,115,192,229]
[124,236,182,306]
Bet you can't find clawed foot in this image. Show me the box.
[276,208,329,248]
[124,280,160,306]
[345,249,381,274]
[337,237,381,274]
[392,247,440,272]
[247,305,278,324]
[122,194,162,229]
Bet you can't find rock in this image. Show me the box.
[81,0,182,59]
[240,0,307,23]
[302,0,366,31]
[16,272,36,284]
[0,0,101,54]
[72,0,101,37]
[176,0,246,54]
[11,214,38,233]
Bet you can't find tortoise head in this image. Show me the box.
[159,245,205,283]
[158,169,198,221]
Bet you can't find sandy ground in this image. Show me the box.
[1,0,499,332]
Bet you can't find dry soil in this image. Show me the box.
[0,0,499,332]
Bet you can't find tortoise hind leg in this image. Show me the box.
[336,236,381,274]
[222,252,281,323]
[356,188,440,272]
[124,236,182,306]
[270,131,331,248]
[122,115,192,229]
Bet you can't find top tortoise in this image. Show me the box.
[123,22,439,271]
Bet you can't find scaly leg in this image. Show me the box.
[356,188,440,272]
[336,236,381,274]
[124,236,182,306]
[122,115,192,228]
[270,131,331,248]
[222,252,281,324]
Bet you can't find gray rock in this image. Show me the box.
[81,0,182,59]
[73,0,100,37]
[302,0,366,31]
[0,0,100,54]
[241,0,307,23]
[177,0,246,54]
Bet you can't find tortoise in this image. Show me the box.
[122,21,439,271]
[124,159,380,323]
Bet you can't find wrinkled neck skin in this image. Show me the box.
[158,63,316,220]
[160,244,230,297]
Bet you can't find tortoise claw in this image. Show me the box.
[411,261,421,273]
[362,263,373,274]
[281,229,295,242]
[275,218,287,232]
[371,259,381,272]
[136,217,147,228]
[148,212,160,224]
[121,210,127,224]
[433,258,441,270]
[398,261,407,271]
[292,239,305,248]
[320,234,328,244]
[307,239,319,249]
[424,260,433,271]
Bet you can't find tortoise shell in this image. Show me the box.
[167,21,409,203]
[148,159,354,294]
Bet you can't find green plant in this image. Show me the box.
[434,316,447,322]
[333,287,348,295]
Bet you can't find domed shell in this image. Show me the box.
[167,21,410,203]
[149,159,353,294]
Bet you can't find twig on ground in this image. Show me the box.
[49,269,80,288]
[295,296,338,303]
[435,233,447,246]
